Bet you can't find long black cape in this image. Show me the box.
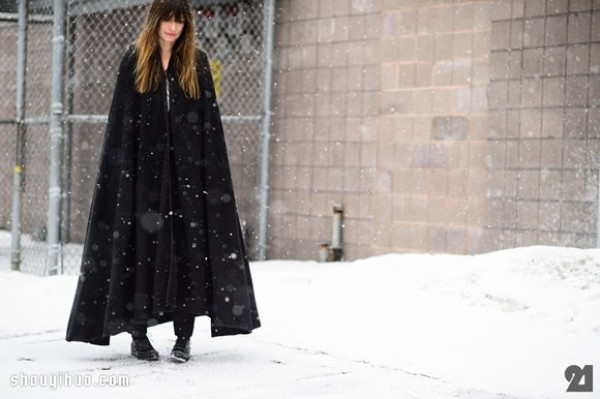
[65,45,261,345]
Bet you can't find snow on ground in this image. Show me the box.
[0,243,599,398]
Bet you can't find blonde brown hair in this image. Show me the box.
[134,0,200,99]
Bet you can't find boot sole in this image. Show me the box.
[132,352,160,361]
[170,351,190,362]
[131,345,160,361]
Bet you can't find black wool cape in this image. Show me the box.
[65,45,261,345]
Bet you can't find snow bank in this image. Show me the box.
[0,245,598,398]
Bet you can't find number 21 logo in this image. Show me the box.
[565,365,593,392]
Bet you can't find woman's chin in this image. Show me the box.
[162,36,178,43]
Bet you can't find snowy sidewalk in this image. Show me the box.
[1,246,599,398]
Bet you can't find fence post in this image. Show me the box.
[61,14,76,246]
[45,0,66,275]
[257,0,275,261]
[11,0,29,272]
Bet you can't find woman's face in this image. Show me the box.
[158,15,184,45]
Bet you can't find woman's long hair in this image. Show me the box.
[134,0,200,99]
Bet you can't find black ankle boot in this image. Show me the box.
[131,335,159,361]
[171,337,191,362]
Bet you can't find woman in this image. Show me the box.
[65,0,261,363]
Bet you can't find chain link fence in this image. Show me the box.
[0,0,269,275]
[0,10,18,271]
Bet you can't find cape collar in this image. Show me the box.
[157,50,176,76]
[166,54,175,74]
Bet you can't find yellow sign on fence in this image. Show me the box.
[209,59,222,100]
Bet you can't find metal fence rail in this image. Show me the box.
[0,0,273,275]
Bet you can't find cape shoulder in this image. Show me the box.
[195,48,212,76]
[195,49,218,98]
[120,43,137,74]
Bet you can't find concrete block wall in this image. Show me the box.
[269,0,382,260]
[376,0,491,254]
[269,0,492,259]
[269,0,600,259]
[483,0,600,249]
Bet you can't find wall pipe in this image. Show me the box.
[45,0,66,275]
[331,202,343,261]
[257,0,275,260]
[11,0,28,271]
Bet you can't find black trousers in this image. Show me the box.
[131,311,195,339]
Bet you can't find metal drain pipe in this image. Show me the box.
[331,202,344,261]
